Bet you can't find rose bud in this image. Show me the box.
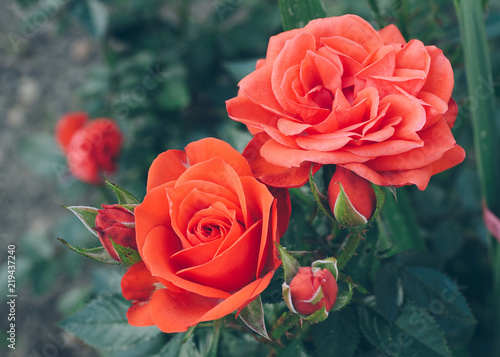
[286,267,338,316]
[94,204,137,262]
[327,166,377,227]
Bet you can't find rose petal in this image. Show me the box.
[421,46,454,102]
[367,118,457,171]
[143,225,231,299]
[185,138,253,177]
[135,182,174,255]
[260,137,370,167]
[177,220,262,293]
[243,133,319,187]
[342,162,434,190]
[146,150,188,193]
[378,24,406,45]
[149,289,220,333]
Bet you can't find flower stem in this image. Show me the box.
[337,229,364,269]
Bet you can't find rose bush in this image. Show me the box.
[55,112,123,184]
[226,15,465,190]
[94,204,137,262]
[121,138,291,333]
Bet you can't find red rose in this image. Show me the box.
[121,138,291,332]
[94,204,137,262]
[288,267,338,316]
[226,15,465,190]
[327,166,377,226]
[55,112,123,185]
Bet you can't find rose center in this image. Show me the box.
[307,85,333,109]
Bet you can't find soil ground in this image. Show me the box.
[1,2,101,356]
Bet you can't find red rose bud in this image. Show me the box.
[327,166,377,227]
[94,204,137,262]
[286,267,338,316]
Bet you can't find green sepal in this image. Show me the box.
[117,203,139,213]
[333,182,368,227]
[367,184,386,226]
[331,280,354,312]
[276,243,300,285]
[282,282,298,314]
[309,166,335,222]
[238,295,270,340]
[64,205,99,237]
[57,238,120,265]
[304,306,329,323]
[110,238,141,266]
[104,178,140,204]
[312,257,338,280]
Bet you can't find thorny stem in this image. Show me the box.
[337,229,364,270]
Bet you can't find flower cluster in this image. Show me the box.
[60,15,464,335]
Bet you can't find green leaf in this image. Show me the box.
[358,300,452,357]
[331,280,354,312]
[110,238,142,266]
[277,339,308,357]
[454,0,500,216]
[311,308,360,357]
[278,0,326,31]
[60,294,161,351]
[219,330,271,357]
[399,266,476,324]
[105,178,140,204]
[154,333,185,357]
[64,205,99,237]
[276,243,300,285]
[57,238,120,265]
[376,189,425,258]
[374,263,403,323]
[238,296,270,340]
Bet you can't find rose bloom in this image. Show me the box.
[94,204,137,262]
[121,138,291,333]
[55,112,123,185]
[226,15,465,190]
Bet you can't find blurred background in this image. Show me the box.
[0,0,499,356]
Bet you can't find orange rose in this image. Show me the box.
[121,138,291,332]
[56,112,123,184]
[226,15,465,189]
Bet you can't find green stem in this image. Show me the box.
[207,318,223,357]
[337,229,364,269]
